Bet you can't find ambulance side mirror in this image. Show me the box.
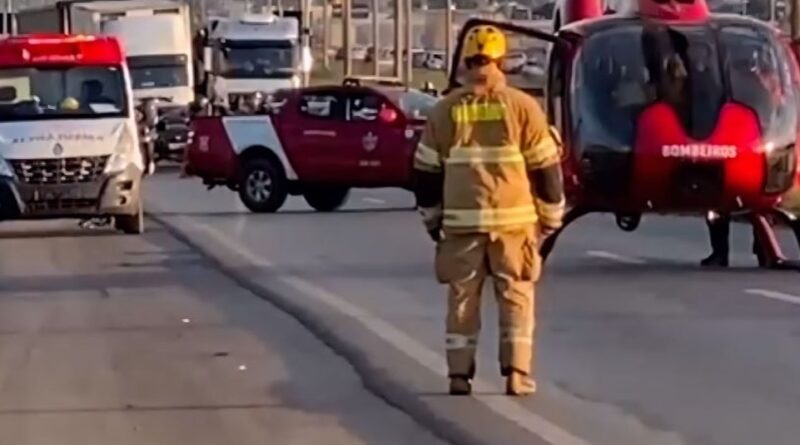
[203,46,213,72]
[190,96,210,115]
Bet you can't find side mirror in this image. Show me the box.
[190,96,210,114]
[203,46,213,73]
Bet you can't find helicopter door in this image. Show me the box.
[448,19,562,99]
[545,48,566,143]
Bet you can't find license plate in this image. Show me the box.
[32,187,79,201]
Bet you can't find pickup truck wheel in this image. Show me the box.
[239,158,288,213]
[115,200,145,234]
[303,187,350,212]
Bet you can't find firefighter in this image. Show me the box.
[412,25,565,396]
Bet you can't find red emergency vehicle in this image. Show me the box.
[184,80,438,212]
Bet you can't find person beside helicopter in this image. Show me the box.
[412,25,565,396]
[702,49,786,267]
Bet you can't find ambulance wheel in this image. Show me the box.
[116,200,145,234]
[239,158,288,213]
[303,187,350,212]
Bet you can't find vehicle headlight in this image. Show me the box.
[0,156,14,178]
[105,130,135,174]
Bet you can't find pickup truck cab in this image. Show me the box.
[184,80,438,212]
[0,34,146,233]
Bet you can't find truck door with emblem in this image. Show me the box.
[345,89,412,185]
[279,88,361,182]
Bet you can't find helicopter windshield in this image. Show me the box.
[571,21,798,154]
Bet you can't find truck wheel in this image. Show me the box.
[239,158,288,213]
[115,200,145,234]
[303,187,350,212]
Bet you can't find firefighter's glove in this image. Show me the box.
[419,206,444,242]
[428,227,444,242]
[536,198,565,238]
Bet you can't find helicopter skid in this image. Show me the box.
[751,210,800,271]
[539,206,800,271]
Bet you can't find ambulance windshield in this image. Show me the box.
[0,65,128,121]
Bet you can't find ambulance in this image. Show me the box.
[0,34,145,233]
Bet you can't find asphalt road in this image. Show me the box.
[142,171,800,445]
[0,219,446,444]
[2,170,798,445]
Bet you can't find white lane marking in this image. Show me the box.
[176,216,593,445]
[744,289,800,306]
[586,250,646,265]
[362,197,386,205]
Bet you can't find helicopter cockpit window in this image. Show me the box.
[571,26,651,153]
[719,25,797,144]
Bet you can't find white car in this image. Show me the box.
[501,51,527,74]
[424,52,446,71]
[522,60,546,78]
[336,46,368,61]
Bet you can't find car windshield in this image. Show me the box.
[571,21,797,152]
[394,90,438,120]
[216,41,298,79]
[0,65,127,121]
[128,55,189,89]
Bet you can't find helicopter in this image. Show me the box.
[448,0,800,269]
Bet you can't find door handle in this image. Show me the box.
[303,129,337,137]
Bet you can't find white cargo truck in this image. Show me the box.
[195,11,313,107]
[16,0,195,107]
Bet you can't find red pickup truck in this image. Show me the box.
[183,82,438,212]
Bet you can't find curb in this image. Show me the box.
[149,212,493,445]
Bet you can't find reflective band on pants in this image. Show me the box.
[443,206,538,228]
[446,333,478,350]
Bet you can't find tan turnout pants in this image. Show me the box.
[435,226,540,378]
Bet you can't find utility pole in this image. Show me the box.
[372,0,380,76]
[343,0,352,77]
[403,0,412,85]
[445,0,453,78]
[301,0,311,86]
[394,0,402,79]
[3,0,12,35]
[323,1,331,70]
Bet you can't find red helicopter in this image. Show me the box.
[448,0,800,269]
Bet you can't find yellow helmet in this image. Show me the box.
[59,97,80,111]
[462,25,507,61]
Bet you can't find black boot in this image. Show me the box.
[701,212,730,267]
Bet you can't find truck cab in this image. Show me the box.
[196,12,313,107]
[0,34,145,233]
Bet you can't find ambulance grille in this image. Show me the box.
[10,156,109,185]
